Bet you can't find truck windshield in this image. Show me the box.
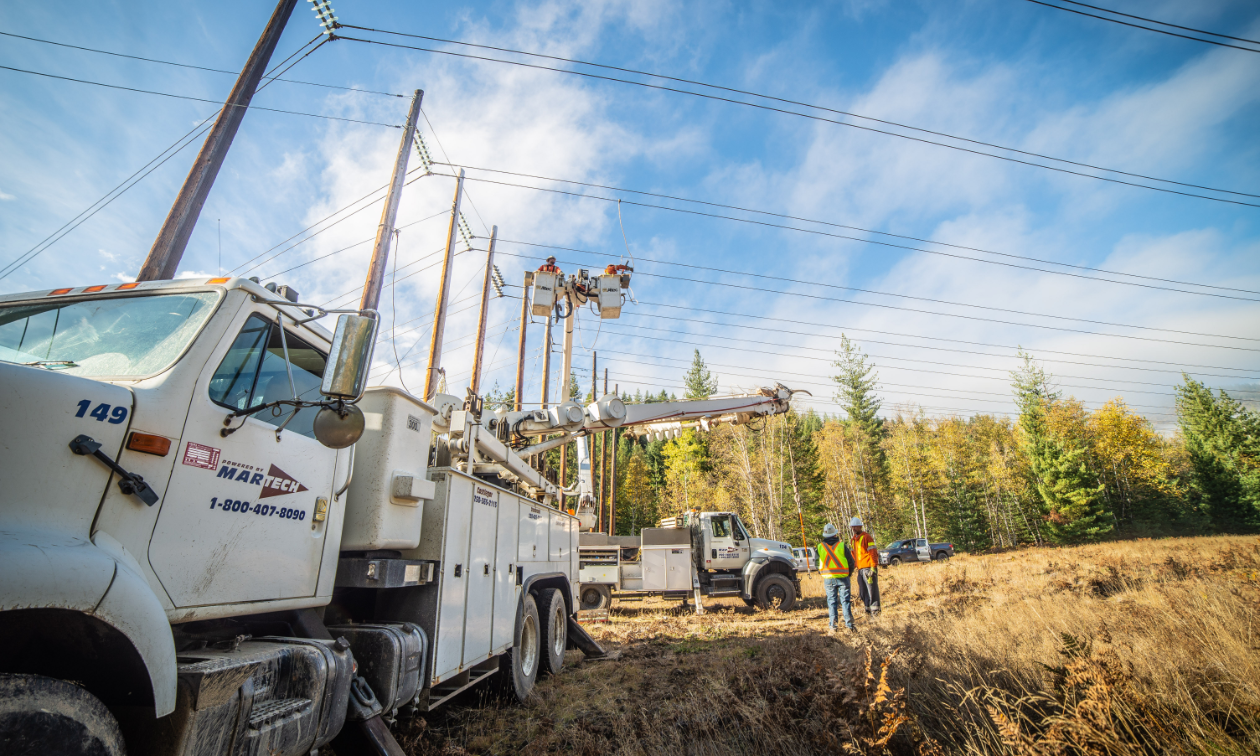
[0,292,218,378]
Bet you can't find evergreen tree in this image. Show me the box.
[1176,375,1260,532]
[831,335,889,524]
[683,349,719,399]
[832,335,884,439]
[1037,440,1111,543]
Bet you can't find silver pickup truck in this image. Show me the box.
[878,538,954,565]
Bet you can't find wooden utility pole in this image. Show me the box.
[468,226,497,395]
[359,90,423,312]
[138,0,298,281]
[599,368,608,532]
[422,170,465,400]
[539,313,552,409]
[609,426,618,537]
[514,272,531,411]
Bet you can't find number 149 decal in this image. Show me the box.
[75,399,128,424]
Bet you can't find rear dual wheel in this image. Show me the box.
[579,584,611,611]
[500,593,540,703]
[537,588,567,677]
[500,588,569,703]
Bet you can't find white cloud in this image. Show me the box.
[0,190,14,201]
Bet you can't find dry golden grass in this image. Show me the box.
[395,536,1260,755]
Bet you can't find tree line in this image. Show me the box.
[559,341,1259,551]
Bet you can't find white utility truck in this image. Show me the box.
[577,511,800,613]
[0,277,603,756]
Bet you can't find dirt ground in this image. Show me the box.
[390,536,1260,755]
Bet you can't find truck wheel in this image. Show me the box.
[754,574,797,612]
[890,556,902,566]
[934,551,950,561]
[537,588,567,677]
[579,584,611,611]
[0,674,126,756]
[499,593,540,703]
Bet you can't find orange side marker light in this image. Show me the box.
[127,432,172,457]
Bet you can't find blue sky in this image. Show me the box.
[2,0,1258,425]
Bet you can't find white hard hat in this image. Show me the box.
[822,523,838,538]
[849,516,864,528]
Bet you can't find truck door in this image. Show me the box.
[149,312,339,607]
[915,539,931,561]
[706,514,746,571]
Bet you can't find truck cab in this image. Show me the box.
[0,276,590,755]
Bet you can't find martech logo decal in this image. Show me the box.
[261,464,309,499]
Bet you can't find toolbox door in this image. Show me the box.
[492,492,521,652]
[461,482,499,667]
[432,476,472,683]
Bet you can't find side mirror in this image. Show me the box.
[313,403,365,449]
[321,314,377,400]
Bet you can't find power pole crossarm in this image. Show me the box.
[137,0,299,282]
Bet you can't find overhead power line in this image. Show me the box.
[603,346,1187,396]
[1023,0,1260,54]
[598,322,1193,407]
[491,248,1260,351]
[0,35,327,282]
[615,311,1249,381]
[628,300,1258,377]
[0,30,406,97]
[494,240,1257,339]
[449,164,1259,298]
[445,173,1260,308]
[590,328,1182,417]
[0,63,400,127]
[600,362,1176,418]
[337,30,1259,207]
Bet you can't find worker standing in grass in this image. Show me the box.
[817,523,855,633]
[850,517,881,617]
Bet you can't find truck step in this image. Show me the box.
[248,698,312,728]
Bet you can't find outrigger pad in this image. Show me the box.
[566,617,607,658]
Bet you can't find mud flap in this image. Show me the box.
[565,617,606,658]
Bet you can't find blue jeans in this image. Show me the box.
[824,577,854,630]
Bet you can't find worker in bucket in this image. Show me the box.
[849,516,881,617]
[817,523,855,633]
[538,256,561,273]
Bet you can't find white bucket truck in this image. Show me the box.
[577,511,800,613]
[0,277,601,756]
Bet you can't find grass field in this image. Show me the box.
[396,536,1260,755]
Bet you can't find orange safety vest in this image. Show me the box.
[851,532,877,569]
[817,541,851,578]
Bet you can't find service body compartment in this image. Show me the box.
[403,469,577,687]
[642,545,693,591]
[342,387,436,551]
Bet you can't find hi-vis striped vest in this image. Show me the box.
[817,541,851,578]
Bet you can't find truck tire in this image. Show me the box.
[0,674,126,756]
[579,584,611,611]
[889,556,902,566]
[934,551,950,561]
[499,593,540,703]
[754,574,797,612]
[537,588,567,677]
